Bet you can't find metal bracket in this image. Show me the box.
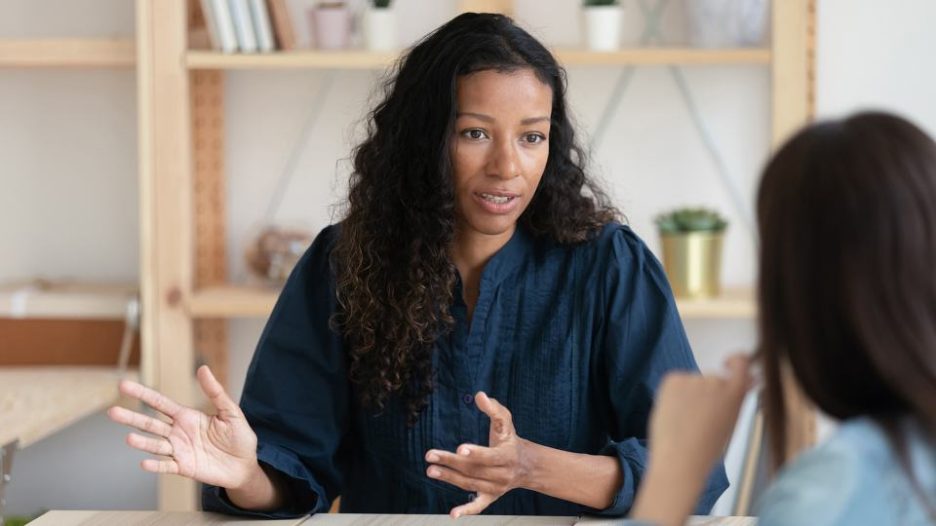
[0,440,19,526]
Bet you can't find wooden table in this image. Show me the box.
[29,512,757,525]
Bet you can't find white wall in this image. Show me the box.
[3,0,936,518]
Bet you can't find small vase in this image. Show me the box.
[660,231,725,299]
[583,5,623,51]
[685,0,769,48]
[309,4,352,50]
[363,7,398,51]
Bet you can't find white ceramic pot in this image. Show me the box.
[583,5,623,51]
[363,7,398,51]
[685,0,769,47]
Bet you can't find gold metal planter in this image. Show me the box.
[660,232,724,299]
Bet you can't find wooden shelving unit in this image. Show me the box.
[139,0,816,510]
[0,38,135,68]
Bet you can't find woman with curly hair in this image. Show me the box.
[109,12,727,518]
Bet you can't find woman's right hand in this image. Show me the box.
[107,365,260,490]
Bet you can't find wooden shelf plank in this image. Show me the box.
[186,47,770,70]
[0,281,137,320]
[191,284,755,320]
[555,47,771,65]
[189,285,278,318]
[0,366,136,448]
[0,38,135,68]
[186,50,399,70]
[676,287,756,319]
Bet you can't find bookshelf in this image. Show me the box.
[138,0,816,510]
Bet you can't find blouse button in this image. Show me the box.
[462,393,473,405]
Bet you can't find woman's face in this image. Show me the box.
[451,68,552,240]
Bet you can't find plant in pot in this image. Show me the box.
[363,0,397,51]
[582,0,622,51]
[655,207,728,299]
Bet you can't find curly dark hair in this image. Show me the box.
[332,12,618,423]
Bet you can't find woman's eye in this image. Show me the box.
[524,133,546,144]
[463,129,487,140]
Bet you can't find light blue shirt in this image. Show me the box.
[757,417,936,526]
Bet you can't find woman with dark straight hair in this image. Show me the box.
[630,111,936,526]
[109,12,727,518]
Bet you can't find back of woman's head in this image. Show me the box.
[757,111,936,464]
[334,13,614,422]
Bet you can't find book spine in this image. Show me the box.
[248,0,276,53]
[228,0,259,53]
[210,0,239,53]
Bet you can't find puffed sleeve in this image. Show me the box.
[589,224,729,516]
[202,225,351,518]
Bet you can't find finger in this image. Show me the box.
[119,379,183,419]
[426,449,503,480]
[196,365,240,417]
[474,392,514,439]
[427,445,503,469]
[450,492,496,519]
[127,432,173,457]
[108,406,173,437]
[426,465,497,495]
[141,458,180,475]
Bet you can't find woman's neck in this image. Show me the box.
[450,225,515,319]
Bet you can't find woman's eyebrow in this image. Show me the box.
[456,112,550,125]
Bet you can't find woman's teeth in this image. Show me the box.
[480,193,514,204]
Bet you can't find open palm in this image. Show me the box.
[108,365,259,489]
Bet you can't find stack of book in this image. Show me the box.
[200,0,296,53]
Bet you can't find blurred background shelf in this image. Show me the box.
[0,366,136,449]
[185,47,770,70]
[675,287,756,319]
[189,285,278,318]
[0,281,137,320]
[190,284,756,320]
[0,38,135,68]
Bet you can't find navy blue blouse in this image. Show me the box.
[203,222,728,518]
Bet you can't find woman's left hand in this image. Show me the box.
[425,392,532,518]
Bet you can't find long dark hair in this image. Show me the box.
[332,13,616,422]
[757,112,936,511]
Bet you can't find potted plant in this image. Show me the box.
[582,0,623,51]
[655,207,728,299]
[363,0,397,51]
[309,1,353,50]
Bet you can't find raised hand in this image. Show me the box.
[648,354,754,472]
[425,392,532,518]
[107,365,259,490]
[631,354,754,526]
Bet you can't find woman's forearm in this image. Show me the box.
[630,460,707,526]
[520,439,623,510]
[224,461,288,511]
